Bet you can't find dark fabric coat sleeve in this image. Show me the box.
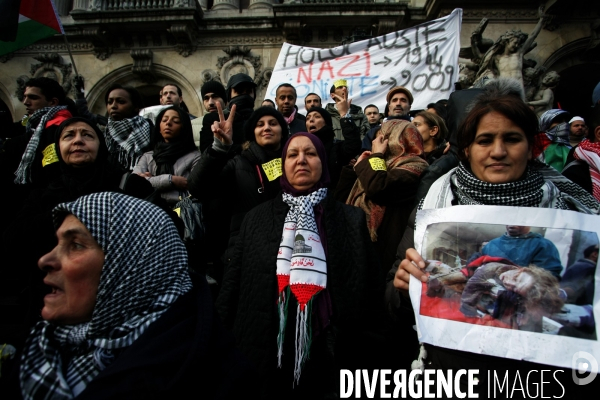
[187,146,235,204]
[339,117,362,160]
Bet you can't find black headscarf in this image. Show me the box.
[305,106,335,145]
[151,106,197,175]
[51,117,123,200]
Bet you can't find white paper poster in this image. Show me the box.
[410,205,600,372]
[265,9,462,114]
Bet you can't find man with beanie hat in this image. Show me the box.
[193,80,228,150]
[305,106,361,187]
[198,73,256,153]
[324,79,370,142]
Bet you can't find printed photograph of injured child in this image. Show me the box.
[419,222,597,340]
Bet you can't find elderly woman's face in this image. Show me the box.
[465,111,531,184]
[59,121,100,167]
[284,136,322,191]
[160,109,182,143]
[38,215,104,325]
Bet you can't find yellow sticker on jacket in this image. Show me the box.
[41,144,59,167]
[173,207,181,217]
[262,158,282,181]
[369,157,387,171]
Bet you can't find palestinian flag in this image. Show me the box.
[0,0,64,57]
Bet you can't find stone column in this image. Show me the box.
[72,0,89,11]
[249,0,276,8]
[54,0,73,14]
[211,0,239,10]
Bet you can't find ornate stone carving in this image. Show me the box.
[130,49,156,82]
[377,18,398,36]
[168,23,197,57]
[15,75,31,101]
[471,8,548,91]
[527,70,560,117]
[30,53,74,95]
[255,68,273,89]
[201,69,222,83]
[216,46,262,85]
[93,47,112,60]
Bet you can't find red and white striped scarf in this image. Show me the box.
[574,139,600,201]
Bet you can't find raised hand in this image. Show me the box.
[212,102,236,145]
[333,89,352,117]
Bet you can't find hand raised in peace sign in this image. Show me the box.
[212,102,237,146]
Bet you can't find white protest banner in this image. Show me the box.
[409,205,600,371]
[265,9,462,115]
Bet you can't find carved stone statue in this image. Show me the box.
[472,7,548,90]
[527,71,560,117]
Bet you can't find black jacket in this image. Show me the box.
[312,120,361,189]
[216,193,385,398]
[288,112,306,134]
[188,143,281,265]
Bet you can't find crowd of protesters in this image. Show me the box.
[1,73,599,398]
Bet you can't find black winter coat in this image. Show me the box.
[188,142,282,265]
[216,193,385,398]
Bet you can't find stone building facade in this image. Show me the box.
[0,0,599,122]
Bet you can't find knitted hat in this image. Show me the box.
[306,106,333,128]
[200,80,227,102]
[243,106,290,144]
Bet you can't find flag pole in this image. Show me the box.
[62,34,79,77]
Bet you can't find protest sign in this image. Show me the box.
[265,9,462,114]
[410,205,600,372]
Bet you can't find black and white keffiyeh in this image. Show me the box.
[276,188,328,383]
[20,192,192,400]
[15,106,67,184]
[105,115,151,170]
[422,162,600,214]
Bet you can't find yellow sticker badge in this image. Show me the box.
[41,144,59,167]
[262,158,282,181]
[369,157,387,171]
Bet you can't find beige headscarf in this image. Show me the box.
[347,119,428,241]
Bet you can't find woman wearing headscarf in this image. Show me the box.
[217,132,383,398]
[133,106,200,205]
[305,106,361,188]
[104,84,152,170]
[1,118,151,351]
[12,192,252,399]
[393,85,599,395]
[188,105,289,275]
[534,108,572,171]
[412,110,449,165]
[337,119,428,275]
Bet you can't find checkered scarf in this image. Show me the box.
[14,106,67,184]
[276,188,328,383]
[422,162,600,214]
[105,116,151,170]
[574,139,600,201]
[20,192,192,399]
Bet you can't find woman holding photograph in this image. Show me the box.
[392,79,600,395]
